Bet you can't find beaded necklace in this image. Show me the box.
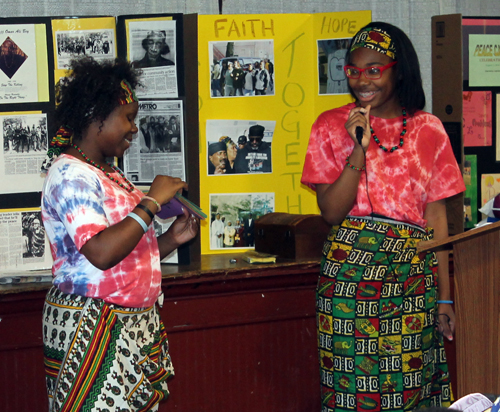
[370,108,407,153]
[73,144,134,193]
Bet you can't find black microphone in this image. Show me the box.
[355,126,364,145]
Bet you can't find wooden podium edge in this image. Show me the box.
[417,220,500,253]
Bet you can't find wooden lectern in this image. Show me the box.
[418,220,500,398]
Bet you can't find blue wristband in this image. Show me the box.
[437,300,454,304]
[127,212,148,233]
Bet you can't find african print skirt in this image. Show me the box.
[317,216,452,412]
[43,286,173,412]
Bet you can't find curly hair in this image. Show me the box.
[54,57,141,141]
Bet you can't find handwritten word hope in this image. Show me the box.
[214,19,275,38]
[320,17,358,35]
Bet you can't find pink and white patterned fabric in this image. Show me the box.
[41,154,161,308]
[301,103,465,228]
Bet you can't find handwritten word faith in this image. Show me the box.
[214,19,275,38]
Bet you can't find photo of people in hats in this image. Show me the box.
[206,119,275,175]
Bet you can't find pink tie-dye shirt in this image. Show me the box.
[41,154,161,308]
[301,103,465,228]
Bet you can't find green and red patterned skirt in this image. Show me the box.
[317,216,452,412]
[43,286,173,412]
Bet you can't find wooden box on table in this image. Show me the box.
[255,212,331,260]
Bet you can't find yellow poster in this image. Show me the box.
[198,11,371,254]
[51,17,117,82]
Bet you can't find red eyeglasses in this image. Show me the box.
[344,61,397,80]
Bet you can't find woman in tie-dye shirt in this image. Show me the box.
[41,57,198,412]
[301,23,465,411]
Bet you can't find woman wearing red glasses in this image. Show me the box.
[302,22,465,411]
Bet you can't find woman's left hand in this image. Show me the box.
[167,208,199,246]
[436,303,455,341]
[157,208,199,259]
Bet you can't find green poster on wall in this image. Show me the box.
[469,34,500,87]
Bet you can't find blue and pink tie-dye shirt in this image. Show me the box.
[41,154,161,308]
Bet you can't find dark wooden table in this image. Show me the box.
[0,253,322,412]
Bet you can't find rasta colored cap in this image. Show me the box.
[219,135,234,146]
[350,26,397,60]
[119,80,138,105]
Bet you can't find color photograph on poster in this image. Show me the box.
[468,34,500,87]
[209,192,274,250]
[128,19,177,99]
[462,91,492,147]
[55,29,115,69]
[1,113,47,194]
[206,119,275,175]
[123,100,185,184]
[209,40,274,97]
[0,24,39,103]
[463,155,478,229]
[317,38,350,95]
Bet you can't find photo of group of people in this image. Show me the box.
[56,29,115,69]
[138,114,181,154]
[209,40,274,97]
[3,116,47,154]
[209,193,274,250]
[206,120,275,175]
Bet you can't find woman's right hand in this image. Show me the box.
[345,105,371,151]
[147,175,188,206]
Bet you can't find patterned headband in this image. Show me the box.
[119,80,138,105]
[41,80,138,173]
[350,27,397,60]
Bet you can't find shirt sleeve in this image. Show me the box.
[301,110,347,190]
[45,163,109,251]
[426,119,466,203]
